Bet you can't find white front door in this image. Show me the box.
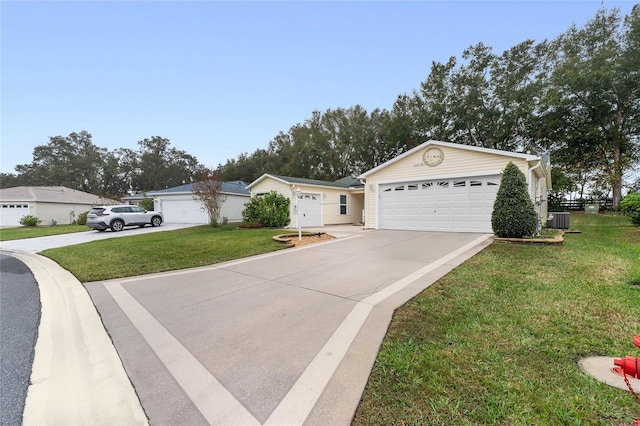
[379,175,501,232]
[298,193,322,227]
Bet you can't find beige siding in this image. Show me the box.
[318,187,363,225]
[363,145,532,229]
[250,178,292,197]
[32,202,95,225]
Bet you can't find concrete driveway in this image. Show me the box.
[0,223,197,252]
[85,228,493,425]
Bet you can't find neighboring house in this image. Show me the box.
[147,181,250,224]
[0,186,118,227]
[248,140,551,233]
[247,175,365,228]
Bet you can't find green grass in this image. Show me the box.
[41,224,289,282]
[353,213,640,426]
[0,224,90,241]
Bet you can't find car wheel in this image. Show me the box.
[110,220,125,232]
[151,216,162,227]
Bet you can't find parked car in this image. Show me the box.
[87,205,163,232]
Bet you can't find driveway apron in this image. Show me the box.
[85,229,493,425]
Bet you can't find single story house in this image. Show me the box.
[248,140,551,233]
[247,175,365,228]
[147,181,250,224]
[0,186,118,227]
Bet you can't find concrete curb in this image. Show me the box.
[3,249,148,425]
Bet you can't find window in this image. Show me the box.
[395,185,405,191]
[437,181,449,188]
[422,182,433,190]
[470,180,482,187]
[338,194,348,215]
[408,184,418,190]
[453,181,466,187]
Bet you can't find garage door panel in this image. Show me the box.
[379,175,500,233]
[0,204,30,227]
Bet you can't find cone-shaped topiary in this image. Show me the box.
[491,161,538,238]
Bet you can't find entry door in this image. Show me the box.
[298,193,321,227]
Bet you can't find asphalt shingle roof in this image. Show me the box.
[0,186,117,204]
[270,175,363,189]
[148,181,250,195]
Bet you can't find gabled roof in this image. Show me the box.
[0,186,118,204]
[358,140,541,179]
[147,181,250,196]
[248,174,362,190]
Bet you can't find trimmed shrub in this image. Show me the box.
[491,162,538,238]
[620,192,640,226]
[20,215,41,227]
[77,210,89,226]
[242,191,290,228]
[140,198,155,211]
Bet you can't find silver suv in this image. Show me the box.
[87,205,163,232]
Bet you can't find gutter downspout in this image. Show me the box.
[529,160,543,235]
[359,179,367,228]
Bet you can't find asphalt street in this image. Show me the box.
[0,254,40,426]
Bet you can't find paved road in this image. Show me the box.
[86,228,493,425]
[0,223,197,252]
[0,254,40,425]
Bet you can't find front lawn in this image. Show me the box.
[41,224,289,282]
[353,213,640,425]
[0,224,90,241]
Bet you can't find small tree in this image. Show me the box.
[140,197,154,211]
[242,191,290,227]
[620,192,640,226]
[192,170,227,226]
[492,161,538,238]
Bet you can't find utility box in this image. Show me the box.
[547,212,570,229]
[585,204,599,214]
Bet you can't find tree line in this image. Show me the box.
[0,132,205,198]
[2,7,638,208]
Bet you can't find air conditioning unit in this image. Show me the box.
[546,212,570,229]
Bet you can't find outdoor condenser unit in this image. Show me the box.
[546,212,570,229]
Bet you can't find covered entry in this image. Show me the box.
[378,175,501,233]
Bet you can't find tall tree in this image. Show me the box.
[543,7,640,209]
[132,136,203,191]
[14,131,107,193]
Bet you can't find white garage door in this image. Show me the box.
[0,203,30,227]
[160,199,208,224]
[379,175,501,233]
[298,193,322,227]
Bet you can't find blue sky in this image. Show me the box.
[1,1,636,174]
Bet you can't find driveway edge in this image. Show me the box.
[4,250,148,425]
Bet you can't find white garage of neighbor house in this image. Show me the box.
[248,141,551,233]
[0,186,118,227]
[247,175,365,228]
[148,181,250,224]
